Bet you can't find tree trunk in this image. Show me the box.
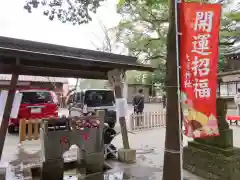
[162,0,181,179]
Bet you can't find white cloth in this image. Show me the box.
[116,98,128,118]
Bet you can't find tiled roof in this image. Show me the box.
[225,44,240,55]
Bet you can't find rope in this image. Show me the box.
[165,85,179,88]
[135,148,155,154]
[164,148,180,154]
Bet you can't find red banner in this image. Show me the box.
[180,3,221,138]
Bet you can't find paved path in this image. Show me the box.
[111,126,240,180]
[2,126,206,179]
[0,104,163,161]
[8,125,240,179]
[3,126,240,179]
[1,104,238,162]
[1,104,239,179]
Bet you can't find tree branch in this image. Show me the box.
[98,19,112,52]
[66,0,74,9]
[142,5,168,23]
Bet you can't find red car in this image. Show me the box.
[8,89,59,133]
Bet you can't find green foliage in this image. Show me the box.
[117,0,236,84]
[225,11,240,21]
[117,0,125,9]
[115,0,168,87]
[221,9,240,39]
[23,0,105,25]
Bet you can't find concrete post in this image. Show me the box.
[80,110,105,175]
[0,163,7,180]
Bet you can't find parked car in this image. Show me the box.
[68,89,117,128]
[8,89,59,133]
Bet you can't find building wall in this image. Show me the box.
[0,80,30,90]
[0,74,68,83]
[224,55,240,71]
[219,74,240,97]
[30,82,63,93]
[0,81,65,105]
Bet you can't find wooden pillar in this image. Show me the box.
[0,63,19,159]
[123,77,128,100]
[108,69,130,149]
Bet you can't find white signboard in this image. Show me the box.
[116,98,128,118]
[0,90,23,119]
[0,91,8,118]
[123,81,128,99]
[11,92,23,118]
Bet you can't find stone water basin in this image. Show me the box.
[7,164,125,180]
[4,145,163,180]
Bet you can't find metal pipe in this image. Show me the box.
[174,0,183,179]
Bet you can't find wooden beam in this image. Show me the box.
[218,70,240,77]
[0,66,19,159]
[0,48,154,72]
[0,64,108,79]
[0,36,137,64]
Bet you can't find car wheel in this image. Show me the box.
[8,125,15,134]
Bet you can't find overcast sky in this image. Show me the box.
[0,0,120,49]
[0,0,239,48]
[0,0,121,84]
[0,0,239,85]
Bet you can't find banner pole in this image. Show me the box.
[174,0,183,179]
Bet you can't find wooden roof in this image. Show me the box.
[225,44,240,56]
[0,36,154,79]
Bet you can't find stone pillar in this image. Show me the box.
[0,163,7,180]
[78,110,105,175]
[183,98,240,180]
[40,121,65,180]
[41,158,64,180]
[194,98,233,151]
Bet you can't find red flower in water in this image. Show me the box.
[83,133,88,140]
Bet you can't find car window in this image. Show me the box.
[84,90,115,106]
[21,91,53,104]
